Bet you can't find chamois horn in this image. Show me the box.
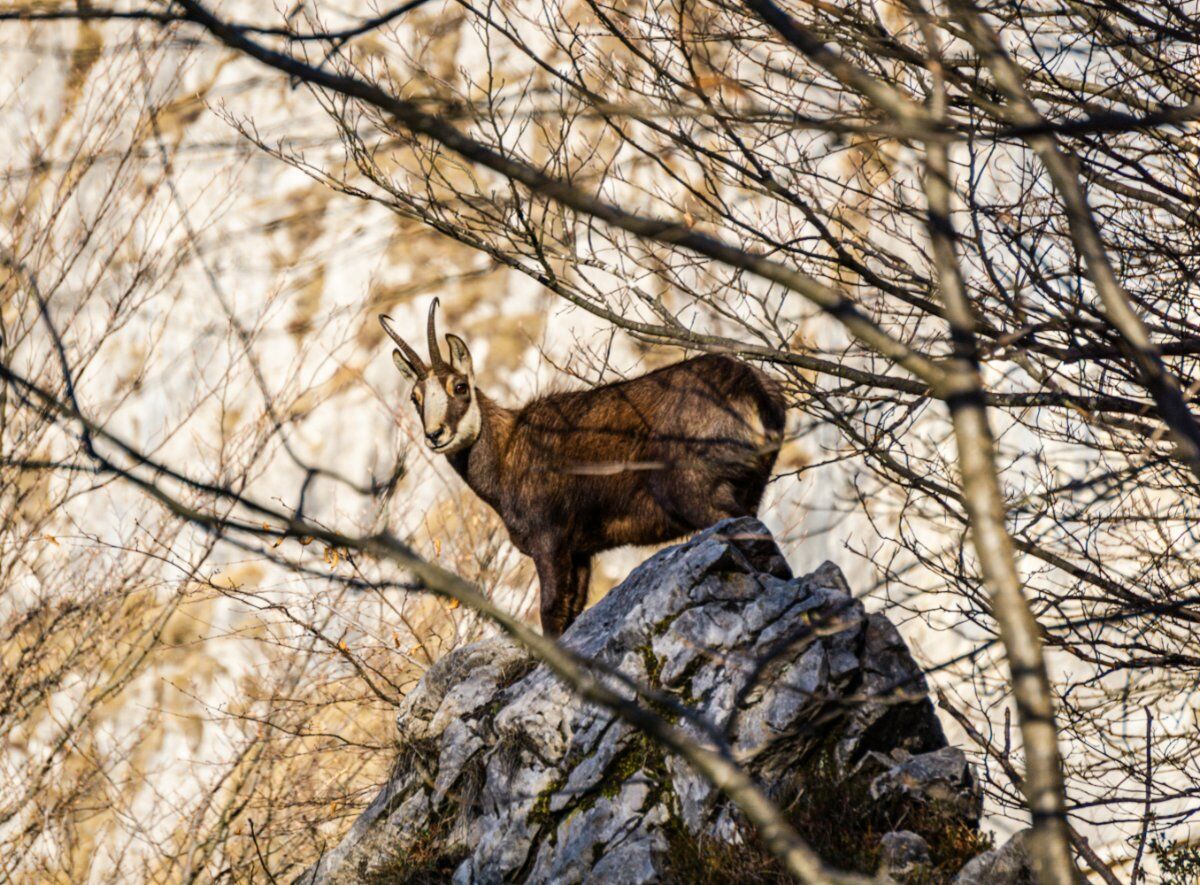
[379,314,428,377]
[426,297,447,370]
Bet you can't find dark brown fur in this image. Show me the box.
[381,306,786,636]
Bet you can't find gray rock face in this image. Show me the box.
[880,830,933,876]
[869,747,983,825]
[297,518,1000,884]
[954,829,1034,884]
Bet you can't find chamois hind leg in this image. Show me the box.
[732,470,772,515]
[653,473,749,533]
[534,548,574,638]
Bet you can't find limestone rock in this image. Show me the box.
[954,829,1035,884]
[869,746,984,825]
[879,830,933,876]
[297,518,995,884]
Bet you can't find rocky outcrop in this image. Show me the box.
[298,518,1016,883]
[954,830,1034,884]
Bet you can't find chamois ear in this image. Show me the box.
[391,348,420,383]
[445,334,473,377]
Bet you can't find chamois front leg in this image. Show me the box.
[564,554,591,632]
[533,547,574,638]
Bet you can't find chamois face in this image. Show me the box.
[380,301,482,456]
[408,359,480,455]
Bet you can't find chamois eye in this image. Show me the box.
[454,382,469,396]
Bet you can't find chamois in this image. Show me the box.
[380,300,787,636]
